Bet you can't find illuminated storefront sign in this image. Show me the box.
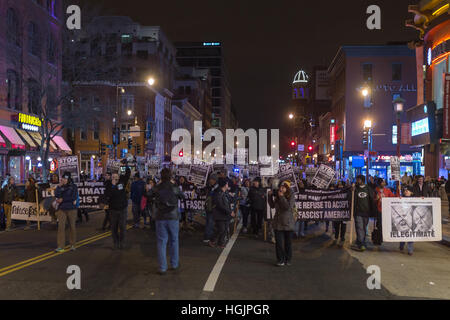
[203,42,221,46]
[330,124,336,145]
[14,113,42,132]
[429,38,450,64]
[411,118,429,136]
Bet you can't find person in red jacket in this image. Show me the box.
[374,178,396,243]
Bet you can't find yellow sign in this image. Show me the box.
[18,113,41,127]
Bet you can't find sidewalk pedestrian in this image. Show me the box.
[146,168,185,275]
[54,172,78,252]
[131,172,146,228]
[209,178,235,249]
[351,175,376,252]
[105,173,128,250]
[2,177,18,231]
[268,181,295,266]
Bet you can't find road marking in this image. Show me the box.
[0,226,131,278]
[203,223,242,293]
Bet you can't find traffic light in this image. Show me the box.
[127,136,132,150]
[308,145,313,152]
[136,144,141,154]
[179,150,183,157]
[290,141,296,149]
[362,129,368,145]
[100,143,106,156]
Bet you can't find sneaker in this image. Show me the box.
[54,248,65,253]
[5,227,11,232]
[285,261,292,266]
[208,241,216,248]
[169,265,180,272]
[70,246,76,251]
[351,244,361,251]
[407,251,413,256]
[276,261,285,267]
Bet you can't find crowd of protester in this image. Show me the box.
[0,167,449,273]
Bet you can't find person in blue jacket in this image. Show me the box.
[54,172,79,252]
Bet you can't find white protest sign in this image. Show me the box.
[11,201,52,222]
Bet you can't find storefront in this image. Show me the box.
[0,113,72,183]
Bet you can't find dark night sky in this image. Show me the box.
[76,0,419,137]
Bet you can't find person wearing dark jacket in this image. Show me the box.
[105,173,128,250]
[146,168,185,275]
[248,177,267,238]
[24,177,37,231]
[351,175,376,252]
[2,176,18,231]
[131,173,146,228]
[412,176,431,198]
[54,172,78,252]
[101,172,112,231]
[268,181,295,266]
[209,178,235,249]
[202,174,218,243]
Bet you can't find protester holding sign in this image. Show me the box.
[105,173,129,250]
[54,172,79,253]
[268,181,295,266]
[399,186,415,255]
[351,175,376,252]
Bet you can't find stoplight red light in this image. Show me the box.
[308,145,313,151]
[290,141,295,146]
[179,151,183,157]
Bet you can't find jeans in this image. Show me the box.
[132,203,141,225]
[274,230,293,263]
[355,215,369,248]
[110,209,127,245]
[204,211,215,241]
[240,206,250,228]
[295,220,305,237]
[213,220,228,246]
[251,209,264,235]
[400,242,414,253]
[155,220,179,272]
[333,221,347,240]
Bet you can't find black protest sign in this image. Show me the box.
[107,159,122,174]
[179,190,206,211]
[276,164,299,194]
[305,167,318,184]
[188,162,211,187]
[58,156,80,183]
[75,181,106,209]
[176,165,190,178]
[311,164,336,189]
[295,187,352,221]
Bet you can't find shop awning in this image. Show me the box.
[16,129,37,148]
[28,132,58,151]
[0,125,25,148]
[52,135,72,153]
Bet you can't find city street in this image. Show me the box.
[1,210,449,300]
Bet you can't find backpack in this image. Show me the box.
[156,185,178,213]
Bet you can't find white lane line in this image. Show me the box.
[203,222,242,292]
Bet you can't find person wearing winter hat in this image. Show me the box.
[54,171,79,252]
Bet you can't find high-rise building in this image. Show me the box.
[175,42,233,132]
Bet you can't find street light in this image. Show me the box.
[127,110,132,116]
[147,77,155,86]
[364,119,372,129]
[289,113,294,120]
[361,88,370,97]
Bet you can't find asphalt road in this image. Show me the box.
[0,210,447,300]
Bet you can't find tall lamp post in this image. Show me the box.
[364,119,372,183]
[393,96,405,194]
[114,86,126,160]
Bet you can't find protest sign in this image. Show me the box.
[382,197,442,242]
[179,190,206,212]
[311,164,336,189]
[295,188,352,221]
[11,201,52,222]
[305,167,318,184]
[176,165,190,178]
[390,156,401,181]
[107,159,122,174]
[275,164,299,194]
[188,162,211,187]
[248,164,259,179]
[58,156,80,183]
[75,181,106,209]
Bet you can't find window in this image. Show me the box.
[121,94,134,115]
[392,63,402,81]
[362,63,372,82]
[27,79,40,114]
[185,86,191,94]
[212,88,221,97]
[47,33,56,64]
[80,127,87,141]
[212,78,221,87]
[6,8,20,46]
[28,22,40,56]
[7,70,20,110]
[93,120,100,140]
